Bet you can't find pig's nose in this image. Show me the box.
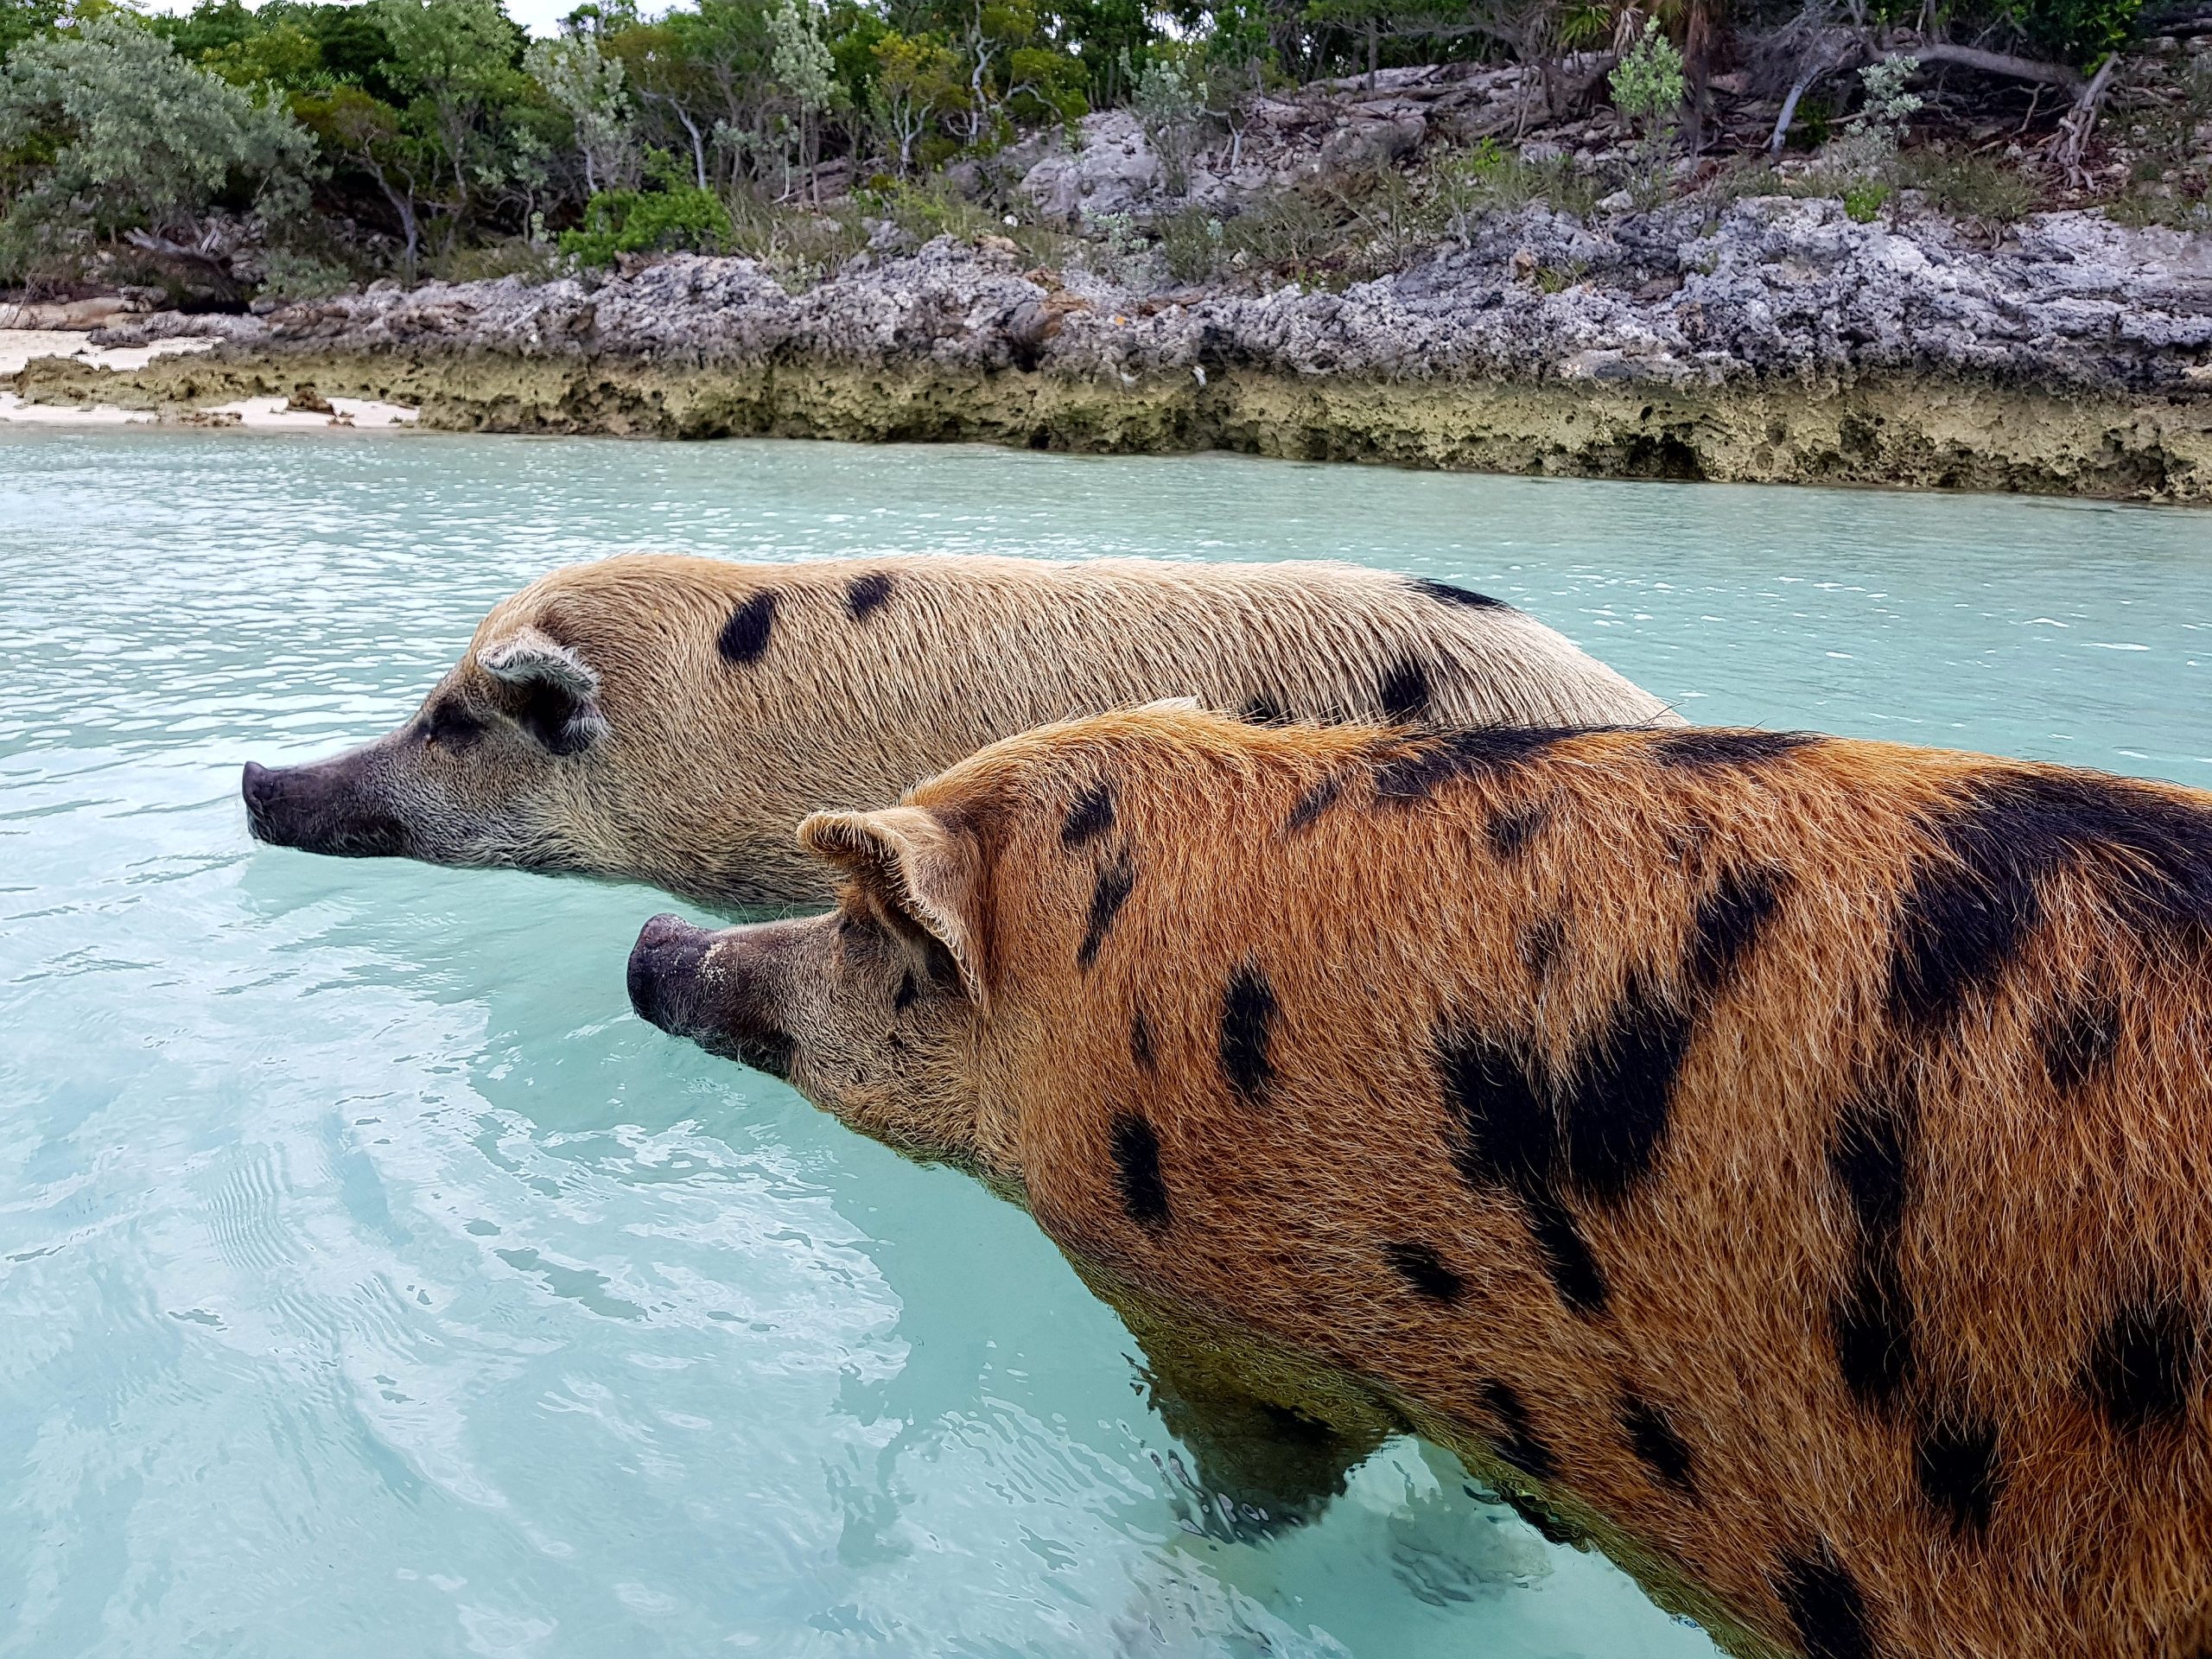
[628,913,715,1033]
[240,760,276,831]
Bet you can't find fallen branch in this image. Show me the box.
[1886,38,2086,91]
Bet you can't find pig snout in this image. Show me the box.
[627,914,796,1079]
[241,757,410,857]
[627,913,715,1032]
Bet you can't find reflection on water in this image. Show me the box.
[3,425,2207,1659]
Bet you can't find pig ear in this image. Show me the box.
[799,806,987,1007]
[479,626,608,756]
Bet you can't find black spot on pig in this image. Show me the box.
[1479,1380,1558,1481]
[1915,1414,2004,1535]
[1383,1241,1465,1304]
[2040,992,2120,1094]
[1486,804,1549,859]
[1063,782,1115,849]
[1378,659,1433,725]
[1621,1395,1696,1496]
[1889,770,2212,1039]
[1522,918,1565,982]
[1130,1007,1156,1074]
[1687,866,1790,997]
[1834,1256,1916,1413]
[717,590,780,665]
[1110,1113,1171,1230]
[1776,1542,1877,1659]
[1558,976,1690,1205]
[1433,1023,1608,1314]
[1651,729,1822,770]
[1220,963,1278,1104]
[1287,775,1345,834]
[1411,577,1510,611]
[1077,854,1135,970]
[844,571,894,621]
[1829,1080,1919,1410]
[1374,728,1581,804]
[2082,1296,2200,1433]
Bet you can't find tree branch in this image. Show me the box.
[1885,39,2086,91]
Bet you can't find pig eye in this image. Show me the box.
[423,697,485,751]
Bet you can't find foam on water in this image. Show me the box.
[3,426,2208,1659]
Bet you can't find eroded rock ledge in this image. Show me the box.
[31,196,2212,501]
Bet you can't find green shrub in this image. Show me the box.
[259,247,356,297]
[0,16,315,284]
[1217,188,1357,281]
[427,236,563,284]
[1896,151,2036,221]
[1154,204,1224,283]
[559,185,730,267]
[1842,180,1891,222]
[1609,18,1685,136]
[1997,0,2139,67]
[1431,137,1599,222]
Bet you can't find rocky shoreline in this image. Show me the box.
[18,194,2212,500]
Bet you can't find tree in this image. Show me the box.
[294,83,431,267]
[1,0,68,61]
[767,0,834,197]
[374,0,525,215]
[200,21,329,92]
[0,16,315,283]
[868,29,959,175]
[525,33,634,193]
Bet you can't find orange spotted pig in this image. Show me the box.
[628,707,2212,1659]
[238,551,1675,910]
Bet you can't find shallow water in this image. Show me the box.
[3,426,2209,1659]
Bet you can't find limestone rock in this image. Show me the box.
[1019,111,1162,228]
[82,198,2212,397]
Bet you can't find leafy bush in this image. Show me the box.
[1126,47,1204,194]
[259,247,356,297]
[1154,203,1224,281]
[1847,56,1923,148]
[1609,19,1685,136]
[559,184,731,265]
[1997,0,2139,67]
[0,16,315,283]
[1896,150,2037,221]
[1842,180,1891,221]
[1432,137,1598,224]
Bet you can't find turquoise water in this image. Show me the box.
[3,425,2209,1659]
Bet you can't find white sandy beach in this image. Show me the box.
[0,329,418,429]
